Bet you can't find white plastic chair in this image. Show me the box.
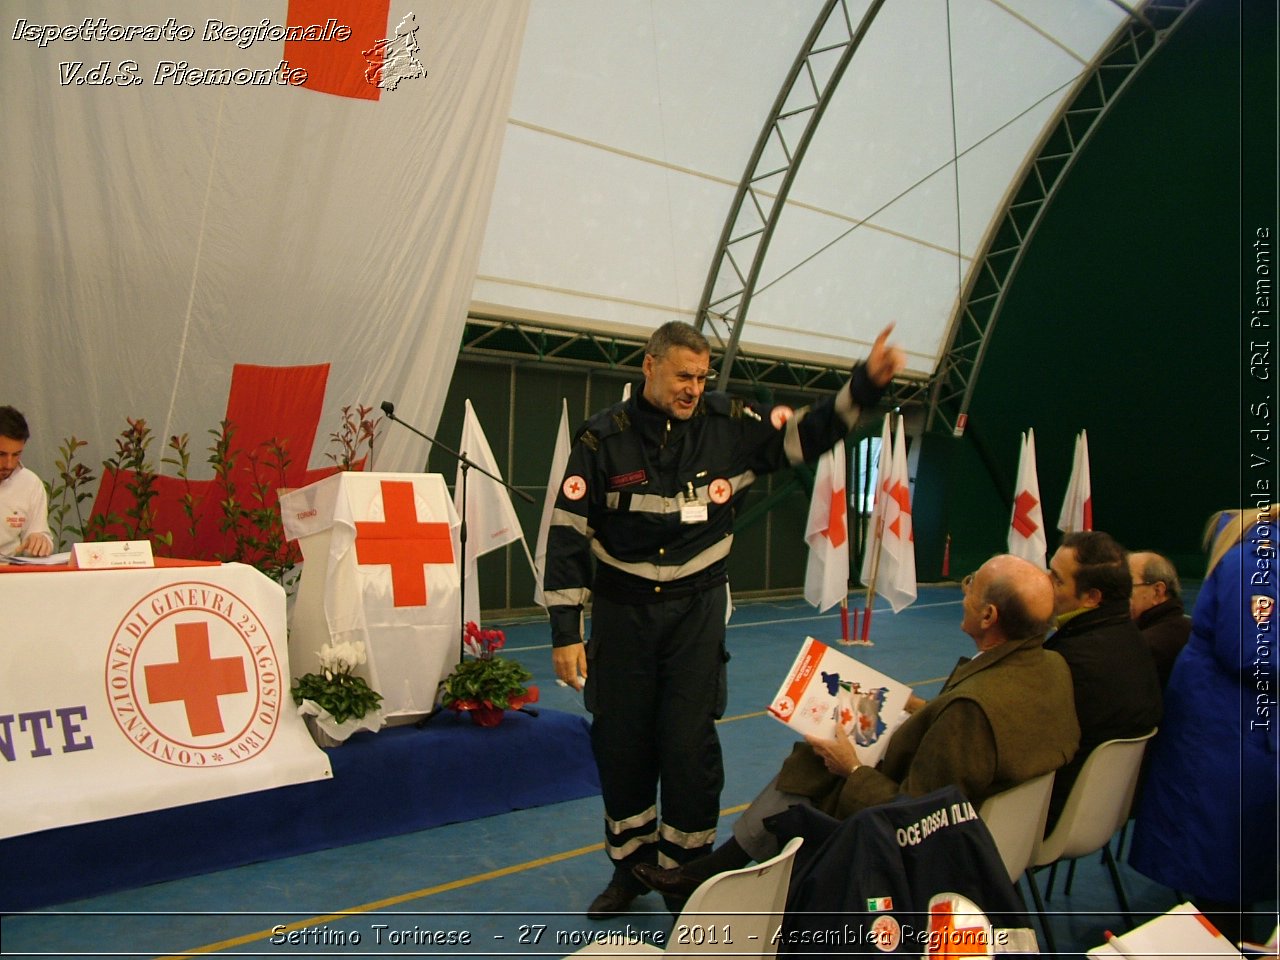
[978,771,1055,884]
[1028,729,1157,954]
[565,836,804,958]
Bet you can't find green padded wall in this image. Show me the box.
[915,0,1259,580]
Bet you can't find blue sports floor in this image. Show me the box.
[3,582,1271,958]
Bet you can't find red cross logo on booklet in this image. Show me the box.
[355,480,454,607]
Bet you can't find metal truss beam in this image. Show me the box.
[693,0,888,386]
[461,315,928,410]
[926,0,1201,437]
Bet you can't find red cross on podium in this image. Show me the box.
[145,622,249,737]
[355,480,455,607]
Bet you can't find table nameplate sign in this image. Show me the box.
[71,540,155,569]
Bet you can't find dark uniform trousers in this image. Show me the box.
[585,582,729,871]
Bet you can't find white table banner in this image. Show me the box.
[0,563,332,841]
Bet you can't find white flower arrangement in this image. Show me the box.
[292,639,383,729]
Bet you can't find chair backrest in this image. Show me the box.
[978,771,1055,883]
[669,836,804,956]
[1032,729,1157,866]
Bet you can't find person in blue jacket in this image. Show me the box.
[1130,508,1279,942]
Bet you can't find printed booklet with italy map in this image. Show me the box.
[768,636,913,766]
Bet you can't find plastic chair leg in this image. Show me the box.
[1103,841,1135,926]
[1026,868,1058,957]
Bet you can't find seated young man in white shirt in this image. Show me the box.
[0,405,53,558]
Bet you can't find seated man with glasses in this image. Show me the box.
[1127,550,1192,689]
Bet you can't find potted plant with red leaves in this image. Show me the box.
[440,622,539,726]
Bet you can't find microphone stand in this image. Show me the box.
[380,401,536,725]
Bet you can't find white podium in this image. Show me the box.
[281,472,461,720]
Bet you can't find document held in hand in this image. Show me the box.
[768,636,912,766]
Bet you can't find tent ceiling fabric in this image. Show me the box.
[3,0,529,478]
[474,0,1140,377]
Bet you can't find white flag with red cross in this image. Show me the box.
[1057,429,1093,533]
[804,440,850,612]
[1008,429,1047,567]
[877,414,917,613]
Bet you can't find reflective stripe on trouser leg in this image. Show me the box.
[603,805,659,864]
[586,585,728,871]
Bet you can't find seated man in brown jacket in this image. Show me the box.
[634,553,1080,901]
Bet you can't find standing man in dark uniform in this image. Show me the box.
[542,321,905,917]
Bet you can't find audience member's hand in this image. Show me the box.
[19,533,52,558]
[904,694,927,714]
[866,323,908,387]
[805,726,861,777]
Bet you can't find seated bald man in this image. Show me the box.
[634,553,1080,903]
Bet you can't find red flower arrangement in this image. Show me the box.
[440,622,539,726]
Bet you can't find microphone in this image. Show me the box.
[379,399,534,503]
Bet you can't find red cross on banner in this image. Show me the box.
[824,485,847,547]
[355,480,455,607]
[89,363,339,561]
[887,479,910,540]
[145,622,248,737]
[286,0,393,100]
[1012,490,1041,538]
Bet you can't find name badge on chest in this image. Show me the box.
[680,483,707,524]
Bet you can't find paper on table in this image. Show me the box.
[1086,903,1243,957]
[1,551,72,566]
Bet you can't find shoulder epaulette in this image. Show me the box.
[702,392,754,419]
[576,402,632,450]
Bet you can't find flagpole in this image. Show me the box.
[858,414,892,645]
[860,510,885,643]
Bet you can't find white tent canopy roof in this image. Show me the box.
[475,0,1144,376]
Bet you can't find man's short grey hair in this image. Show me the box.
[1136,551,1182,600]
[645,321,710,359]
[982,577,1052,639]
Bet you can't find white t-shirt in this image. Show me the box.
[0,465,52,556]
